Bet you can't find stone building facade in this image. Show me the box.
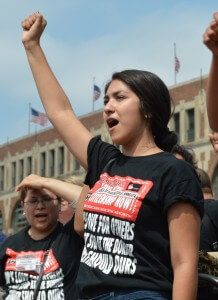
[0,75,217,235]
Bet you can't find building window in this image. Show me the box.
[58,146,64,175]
[0,166,4,191]
[11,202,28,234]
[173,113,180,143]
[74,159,80,171]
[49,149,55,177]
[186,108,195,142]
[40,152,46,177]
[19,159,24,183]
[11,161,16,187]
[27,156,32,176]
[212,166,218,200]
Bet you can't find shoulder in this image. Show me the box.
[162,154,201,191]
[88,136,120,157]
[2,227,28,247]
[86,136,121,187]
[159,153,204,217]
[161,152,192,168]
[0,229,25,257]
[157,152,198,180]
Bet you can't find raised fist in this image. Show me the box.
[203,12,218,56]
[21,12,47,48]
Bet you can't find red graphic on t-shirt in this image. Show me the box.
[5,248,59,275]
[84,173,153,222]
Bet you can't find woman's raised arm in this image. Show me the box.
[16,174,83,206]
[22,12,93,169]
[203,12,218,131]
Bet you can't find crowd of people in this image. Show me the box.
[0,10,217,300]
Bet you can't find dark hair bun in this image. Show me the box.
[154,127,177,152]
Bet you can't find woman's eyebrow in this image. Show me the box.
[105,90,127,99]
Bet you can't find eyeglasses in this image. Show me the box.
[24,196,58,207]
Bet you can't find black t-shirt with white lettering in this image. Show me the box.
[76,136,204,299]
[0,218,83,300]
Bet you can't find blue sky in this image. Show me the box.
[0,0,217,145]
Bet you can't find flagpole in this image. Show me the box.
[28,103,31,135]
[93,77,95,112]
[174,43,177,85]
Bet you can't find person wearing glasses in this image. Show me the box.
[0,175,84,300]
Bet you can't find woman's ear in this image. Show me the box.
[145,112,152,119]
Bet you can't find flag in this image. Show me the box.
[93,84,101,101]
[30,108,48,127]
[175,55,180,73]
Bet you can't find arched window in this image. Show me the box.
[11,202,28,234]
[212,165,218,200]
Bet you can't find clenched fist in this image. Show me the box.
[21,12,47,49]
[203,12,218,56]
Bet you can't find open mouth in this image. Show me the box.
[107,118,119,129]
[35,213,47,221]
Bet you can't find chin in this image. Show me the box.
[35,225,50,233]
[111,135,131,147]
[111,134,125,145]
[34,221,53,231]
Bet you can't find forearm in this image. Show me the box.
[206,55,218,131]
[41,177,82,204]
[172,264,198,300]
[24,42,92,169]
[74,184,90,237]
[24,44,74,119]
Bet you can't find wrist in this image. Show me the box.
[23,40,41,51]
[43,177,54,189]
[212,53,218,61]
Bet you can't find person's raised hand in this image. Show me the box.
[209,132,218,153]
[16,174,48,192]
[21,12,47,49]
[203,12,218,56]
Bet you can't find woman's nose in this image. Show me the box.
[36,199,46,208]
[104,99,115,114]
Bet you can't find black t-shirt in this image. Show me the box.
[200,199,218,251]
[0,218,84,300]
[76,137,204,299]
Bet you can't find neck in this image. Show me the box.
[122,132,161,157]
[28,223,58,240]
